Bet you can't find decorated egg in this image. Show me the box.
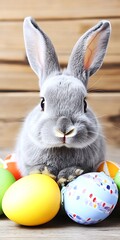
[4,153,22,180]
[2,174,60,226]
[61,172,118,225]
[0,168,16,215]
[97,161,120,179]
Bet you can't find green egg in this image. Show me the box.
[114,170,120,191]
[0,168,16,215]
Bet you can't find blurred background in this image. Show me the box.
[0,0,120,159]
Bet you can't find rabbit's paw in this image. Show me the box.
[42,166,56,180]
[30,169,41,174]
[30,166,56,180]
[57,167,84,186]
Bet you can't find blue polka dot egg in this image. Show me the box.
[61,172,118,225]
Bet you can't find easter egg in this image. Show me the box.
[0,168,16,215]
[97,161,120,179]
[61,172,118,225]
[2,174,60,226]
[0,158,6,168]
[114,171,120,215]
[114,170,120,191]
[4,153,22,180]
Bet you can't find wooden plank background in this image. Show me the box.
[0,0,120,19]
[0,0,120,149]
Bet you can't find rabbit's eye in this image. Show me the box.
[84,98,87,113]
[40,97,45,111]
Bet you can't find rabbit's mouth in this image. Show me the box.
[54,126,76,146]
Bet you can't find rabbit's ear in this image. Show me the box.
[67,21,111,87]
[23,17,60,86]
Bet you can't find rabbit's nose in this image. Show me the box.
[55,116,76,138]
[55,127,75,138]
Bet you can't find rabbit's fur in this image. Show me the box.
[16,17,111,184]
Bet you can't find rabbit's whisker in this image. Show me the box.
[88,130,106,140]
[88,131,113,145]
[96,114,108,119]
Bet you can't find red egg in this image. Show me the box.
[4,154,22,180]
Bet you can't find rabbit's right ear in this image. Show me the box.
[23,17,60,86]
[67,21,111,87]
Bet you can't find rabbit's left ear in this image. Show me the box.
[23,17,60,86]
[67,21,111,87]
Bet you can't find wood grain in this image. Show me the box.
[0,64,38,91]
[0,0,120,20]
[1,214,120,240]
[0,19,120,64]
[0,121,20,149]
[0,64,120,91]
[0,92,39,119]
[0,92,119,148]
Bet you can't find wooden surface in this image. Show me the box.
[0,0,120,150]
[1,214,120,240]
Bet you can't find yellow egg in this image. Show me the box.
[2,174,60,226]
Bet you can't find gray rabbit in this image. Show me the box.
[16,17,111,185]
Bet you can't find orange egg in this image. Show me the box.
[97,160,120,179]
[4,154,22,180]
